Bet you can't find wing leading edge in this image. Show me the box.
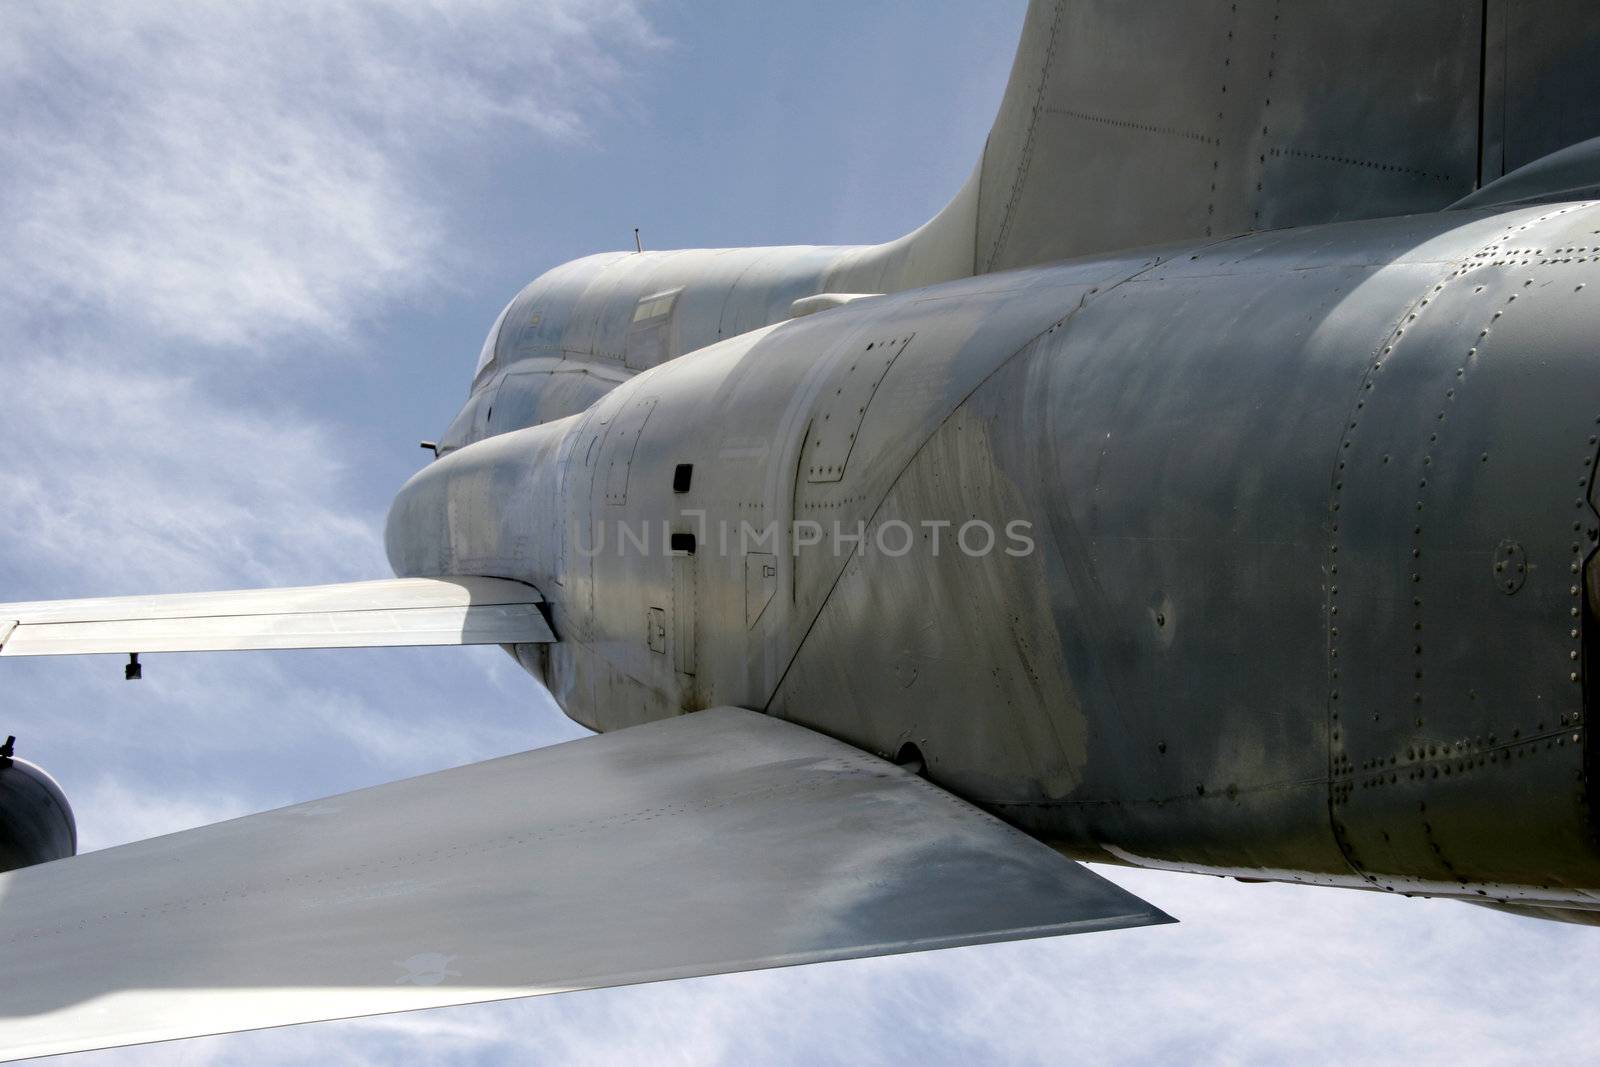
[0,707,1169,1061]
[0,576,553,656]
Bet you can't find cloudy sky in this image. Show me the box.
[1,1,1596,1063]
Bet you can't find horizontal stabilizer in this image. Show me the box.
[0,576,552,656]
[0,708,1169,1060]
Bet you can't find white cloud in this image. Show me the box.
[0,0,661,349]
[0,351,378,594]
[0,0,664,591]
[71,773,254,853]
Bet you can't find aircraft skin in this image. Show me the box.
[389,199,1600,917]
[375,0,1600,923]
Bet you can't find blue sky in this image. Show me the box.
[1,1,1597,1063]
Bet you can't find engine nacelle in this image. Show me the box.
[0,738,76,872]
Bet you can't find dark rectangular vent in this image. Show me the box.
[673,463,693,493]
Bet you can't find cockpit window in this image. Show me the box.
[473,298,515,382]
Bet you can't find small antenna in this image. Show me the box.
[634,227,643,254]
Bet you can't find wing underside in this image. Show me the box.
[0,576,553,656]
[0,708,1168,1061]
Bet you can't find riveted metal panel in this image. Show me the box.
[1485,0,1600,180]
[672,554,696,676]
[771,231,1408,874]
[600,396,657,506]
[769,205,1600,895]
[972,0,1549,269]
[645,606,666,654]
[1247,2,1479,232]
[973,254,1418,875]
[745,553,777,629]
[1328,205,1600,898]
[396,198,1600,900]
[801,334,913,484]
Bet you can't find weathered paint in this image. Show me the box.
[390,201,1600,909]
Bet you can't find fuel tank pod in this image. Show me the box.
[0,738,77,872]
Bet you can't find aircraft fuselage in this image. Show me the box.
[389,200,1600,913]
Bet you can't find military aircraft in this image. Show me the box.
[3,0,1600,1058]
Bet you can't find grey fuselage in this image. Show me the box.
[388,201,1600,912]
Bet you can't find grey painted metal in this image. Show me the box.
[971,0,1485,267]
[0,754,75,873]
[391,199,1600,910]
[971,0,1600,268]
[1480,0,1600,183]
[0,708,1167,1062]
[1451,136,1600,211]
[0,577,552,656]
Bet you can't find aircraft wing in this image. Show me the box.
[0,576,553,657]
[0,707,1168,1061]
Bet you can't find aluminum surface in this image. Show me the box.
[0,708,1167,1062]
[0,577,552,656]
[1451,135,1600,211]
[390,201,1600,908]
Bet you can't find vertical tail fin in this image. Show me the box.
[920,0,1600,274]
